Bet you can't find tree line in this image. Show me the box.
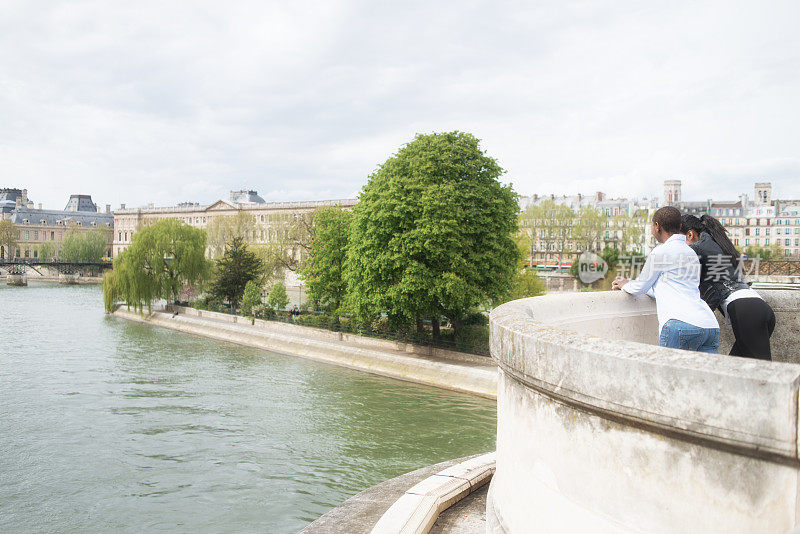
[0,219,109,262]
[102,131,547,342]
[518,200,649,266]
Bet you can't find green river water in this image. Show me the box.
[0,283,496,533]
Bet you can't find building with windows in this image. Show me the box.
[665,180,800,258]
[0,189,113,260]
[519,192,658,267]
[112,190,357,258]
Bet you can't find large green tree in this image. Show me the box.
[61,228,109,262]
[101,219,208,312]
[344,131,519,337]
[298,206,351,313]
[0,219,18,259]
[210,236,264,309]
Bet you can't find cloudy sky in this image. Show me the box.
[1,0,798,210]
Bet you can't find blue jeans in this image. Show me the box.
[659,319,719,354]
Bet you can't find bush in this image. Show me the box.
[462,311,489,326]
[241,280,262,316]
[295,313,332,329]
[251,304,275,320]
[268,281,289,310]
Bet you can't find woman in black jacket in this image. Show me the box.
[680,214,775,360]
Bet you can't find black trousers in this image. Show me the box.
[727,298,776,361]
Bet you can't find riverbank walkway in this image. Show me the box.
[112,306,497,399]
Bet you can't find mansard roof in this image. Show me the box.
[8,207,113,227]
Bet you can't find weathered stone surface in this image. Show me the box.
[6,273,27,286]
[429,484,488,534]
[301,456,485,534]
[488,290,800,533]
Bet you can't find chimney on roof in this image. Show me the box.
[22,189,28,203]
[120,203,126,210]
[106,204,111,213]
[16,197,22,208]
[38,203,42,210]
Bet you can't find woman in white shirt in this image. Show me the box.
[680,214,775,361]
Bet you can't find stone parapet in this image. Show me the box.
[488,290,800,533]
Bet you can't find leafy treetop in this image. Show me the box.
[343,131,519,336]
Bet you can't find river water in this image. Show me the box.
[0,283,496,533]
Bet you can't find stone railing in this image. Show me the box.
[487,289,800,533]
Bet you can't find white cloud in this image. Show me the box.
[1,0,798,209]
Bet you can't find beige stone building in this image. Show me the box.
[0,189,113,260]
[112,190,357,258]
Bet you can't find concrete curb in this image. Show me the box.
[111,307,497,399]
[369,452,495,534]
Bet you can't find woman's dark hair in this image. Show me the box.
[681,213,739,259]
[680,214,703,234]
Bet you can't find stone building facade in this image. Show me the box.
[112,190,358,258]
[667,181,800,258]
[0,189,113,260]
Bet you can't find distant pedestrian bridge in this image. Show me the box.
[488,289,800,533]
[0,260,112,285]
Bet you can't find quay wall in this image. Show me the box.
[488,290,800,533]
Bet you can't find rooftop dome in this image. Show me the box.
[229,190,266,204]
[64,195,98,212]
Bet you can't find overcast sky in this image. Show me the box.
[2,0,798,210]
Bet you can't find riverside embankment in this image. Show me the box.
[112,305,498,399]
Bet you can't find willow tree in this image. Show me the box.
[102,219,208,313]
[206,212,256,259]
[343,131,519,337]
[61,228,110,262]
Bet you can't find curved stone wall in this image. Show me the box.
[488,290,800,533]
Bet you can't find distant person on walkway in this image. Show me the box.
[612,206,720,353]
[680,214,775,361]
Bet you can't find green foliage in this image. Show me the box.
[210,236,264,309]
[268,281,289,310]
[250,303,275,320]
[506,268,547,301]
[61,229,109,262]
[38,241,56,262]
[0,220,18,257]
[298,206,351,313]
[743,244,785,261]
[519,200,575,267]
[572,206,605,253]
[101,219,208,313]
[241,280,263,316]
[206,212,256,259]
[343,131,519,337]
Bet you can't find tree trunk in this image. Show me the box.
[416,317,424,335]
[431,316,440,339]
[452,317,463,340]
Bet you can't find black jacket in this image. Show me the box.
[688,232,749,312]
